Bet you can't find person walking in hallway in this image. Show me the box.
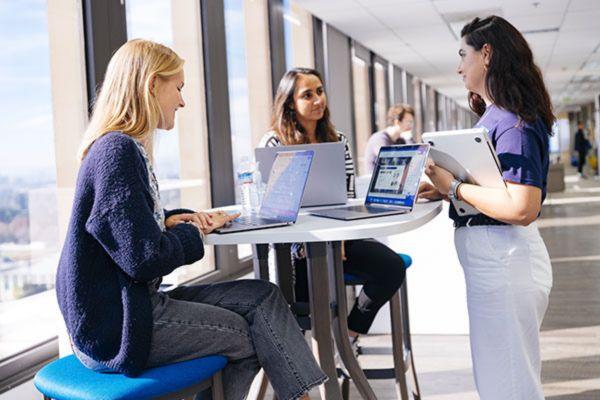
[574,121,591,178]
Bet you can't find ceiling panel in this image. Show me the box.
[568,0,600,11]
[561,9,600,31]
[366,2,443,29]
[434,0,502,14]
[501,0,569,15]
[295,0,363,13]
[525,31,559,48]
[295,0,600,107]
[507,13,563,31]
[356,0,431,5]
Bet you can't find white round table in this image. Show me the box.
[204,200,442,245]
[204,200,442,399]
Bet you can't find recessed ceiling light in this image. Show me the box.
[522,27,559,35]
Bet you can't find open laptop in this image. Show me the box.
[215,150,314,234]
[255,142,346,207]
[309,144,429,221]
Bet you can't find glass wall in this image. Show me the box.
[126,0,217,283]
[224,0,253,259]
[126,0,181,209]
[352,53,372,176]
[282,0,294,70]
[373,60,388,132]
[0,0,60,360]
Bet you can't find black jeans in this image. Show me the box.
[293,239,406,334]
[578,151,587,173]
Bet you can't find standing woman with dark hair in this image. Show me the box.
[259,68,407,343]
[420,16,554,400]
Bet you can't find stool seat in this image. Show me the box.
[34,354,227,400]
[344,253,412,285]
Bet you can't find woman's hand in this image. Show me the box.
[418,182,446,201]
[202,210,240,234]
[165,212,214,232]
[424,163,456,196]
[166,211,240,234]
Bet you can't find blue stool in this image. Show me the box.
[343,253,421,400]
[34,354,227,400]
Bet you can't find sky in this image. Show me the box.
[0,0,290,182]
[0,0,56,178]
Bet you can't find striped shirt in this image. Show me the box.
[258,131,356,199]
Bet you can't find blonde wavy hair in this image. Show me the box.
[78,39,184,161]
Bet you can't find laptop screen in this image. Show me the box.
[259,150,314,222]
[365,144,429,207]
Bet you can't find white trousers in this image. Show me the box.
[454,223,552,400]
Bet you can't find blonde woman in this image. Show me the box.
[56,40,326,400]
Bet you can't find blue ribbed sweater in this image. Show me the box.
[56,131,204,376]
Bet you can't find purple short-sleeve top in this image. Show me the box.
[449,104,550,223]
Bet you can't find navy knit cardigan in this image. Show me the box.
[56,131,204,376]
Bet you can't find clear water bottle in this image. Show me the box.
[253,161,265,208]
[237,157,261,215]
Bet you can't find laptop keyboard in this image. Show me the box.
[344,205,398,214]
[233,215,275,226]
[233,216,261,226]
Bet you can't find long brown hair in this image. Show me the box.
[271,68,338,144]
[461,16,555,132]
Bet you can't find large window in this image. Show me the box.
[373,60,389,132]
[282,0,294,70]
[126,0,215,283]
[224,0,253,259]
[0,0,60,360]
[126,0,181,206]
[352,53,372,176]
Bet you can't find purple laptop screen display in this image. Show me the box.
[259,150,314,222]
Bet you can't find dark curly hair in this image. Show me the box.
[461,16,555,132]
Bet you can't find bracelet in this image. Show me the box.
[455,182,463,201]
[448,179,463,200]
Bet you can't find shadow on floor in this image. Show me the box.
[414,353,600,397]
[542,354,600,383]
[547,390,600,400]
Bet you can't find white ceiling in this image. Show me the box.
[294,0,600,111]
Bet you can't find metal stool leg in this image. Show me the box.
[211,370,225,400]
[390,291,410,400]
[401,283,421,399]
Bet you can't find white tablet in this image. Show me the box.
[422,128,505,216]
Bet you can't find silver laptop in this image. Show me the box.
[215,150,314,234]
[255,142,347,207]
[310,144,429,221]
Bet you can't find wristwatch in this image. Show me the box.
[448,179,463,201]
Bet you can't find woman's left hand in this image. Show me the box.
[424,163,456,196]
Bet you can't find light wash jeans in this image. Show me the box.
[75,279,326,400]
[454,223,552,400]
